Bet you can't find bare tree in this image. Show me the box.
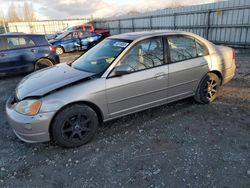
[6,2,36,23]
[0,11,7,32]
[22,2,36,22]
[170,0,183,8]
[7,3,21,22]
[127,9,140,15]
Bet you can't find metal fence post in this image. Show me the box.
[105,21,110,34]
[132,18,135,32]
[173,13,176,30]
[150,16,153,30]
[206,9,211,39]
[118,19,121,34]
[43,24,46,34]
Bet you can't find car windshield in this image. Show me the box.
[55,32,70,40]
[71,39,131,74]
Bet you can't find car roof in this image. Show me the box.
[62,30,82,34]
[109,30,187,41]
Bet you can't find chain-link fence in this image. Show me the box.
[1,18,90,35]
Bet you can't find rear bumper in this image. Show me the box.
[49,53,60,64]
[222,62,236,85]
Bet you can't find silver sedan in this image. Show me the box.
[6,30,236,147]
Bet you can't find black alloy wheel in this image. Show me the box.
[51,104,98,148]
[194,73,221,103]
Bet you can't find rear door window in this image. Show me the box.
[196,40,209,57]
[0,37,8,51]
[7,36,35,49]
[167,36,197,63]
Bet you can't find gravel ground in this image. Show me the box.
[0,51,249,188]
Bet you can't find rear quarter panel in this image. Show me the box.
[210,45,235,84]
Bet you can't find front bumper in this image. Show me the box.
[6,97,56,143]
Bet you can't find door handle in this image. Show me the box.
[30,49,36,53]
[154,72,165,79]
[0,53,6,57]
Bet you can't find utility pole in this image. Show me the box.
[2,18,7,33]
[0,11,7,33]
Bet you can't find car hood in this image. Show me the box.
[16,63,95,100]
[48,39,58,44]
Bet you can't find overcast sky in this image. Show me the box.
[0,0,219,20]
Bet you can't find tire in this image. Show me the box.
[194,73,221,104]
[35,58,54,70]
[55,46,64,55]
[51,104,98,148]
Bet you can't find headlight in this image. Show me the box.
[14,100,41,116]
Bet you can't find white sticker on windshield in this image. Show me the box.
[113,41,129,48]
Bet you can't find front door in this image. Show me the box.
[61,32,79,52]
[106,37,169,118]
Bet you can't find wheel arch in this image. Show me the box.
[36,57,55,64]
[209,70,223,85]
[34,57,55,70]
[196,70,223,91]
[49,101,104,139]
[194,70,222,104]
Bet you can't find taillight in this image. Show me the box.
[232,49,235,60]
[49,45,56,53]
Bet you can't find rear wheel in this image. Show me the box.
[35,58,54,70]
[194,73,221,104]
[55,46,64,55]
[51,104,98,148]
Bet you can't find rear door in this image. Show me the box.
[0,36,37,72]
[106,37,169,118]
[166,35,210,100]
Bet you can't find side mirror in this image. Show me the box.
[114,64,133,76]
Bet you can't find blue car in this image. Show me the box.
[49,31,102,55]
[0,33,59,74]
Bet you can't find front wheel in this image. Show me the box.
[194,73,221,104]
[51,104,98,148]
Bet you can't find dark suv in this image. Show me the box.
[0,33,59,74]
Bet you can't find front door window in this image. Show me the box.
[119,37,164,72]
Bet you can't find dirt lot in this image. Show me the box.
[0,52,249,188]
